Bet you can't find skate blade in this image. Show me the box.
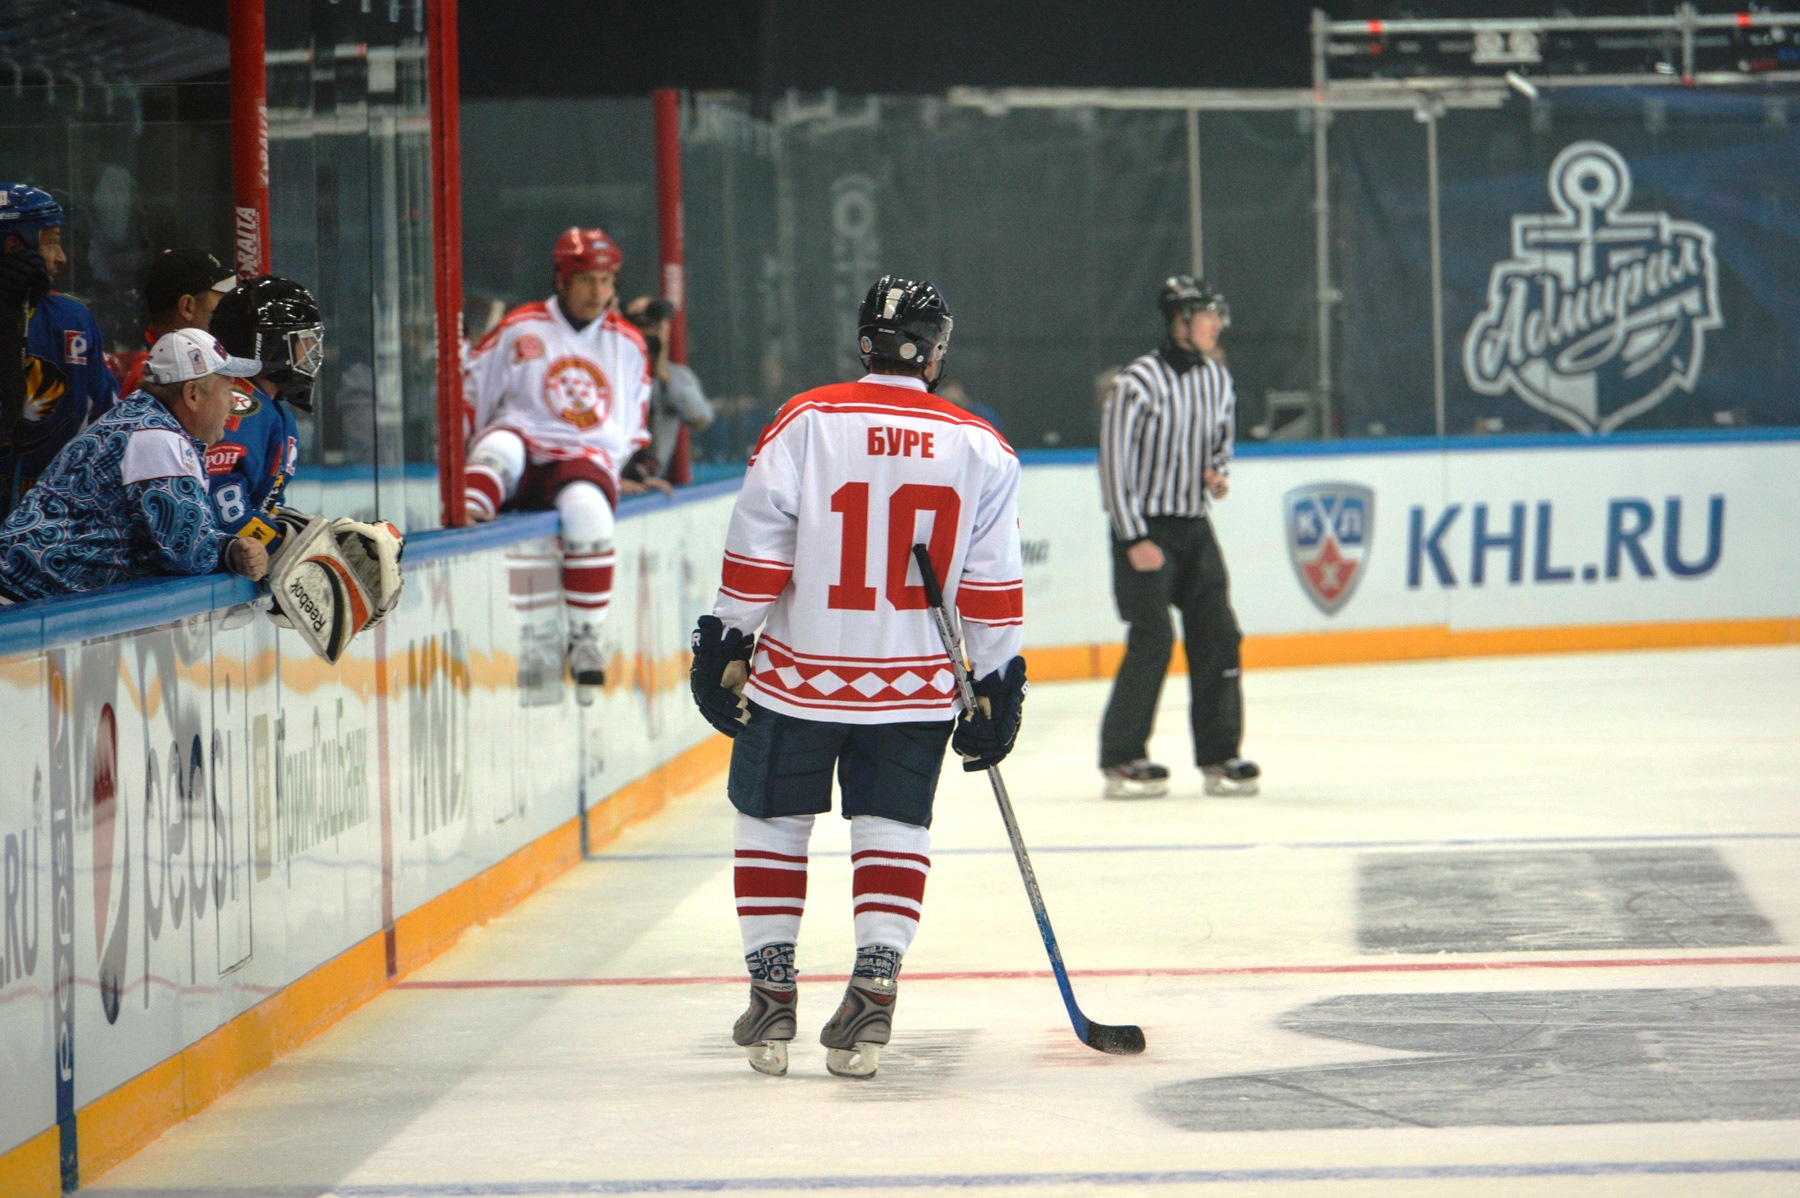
[825,1043,880,1079]
[745,1040,789,1077]
[1104,778,1169,799]
[1203,777,1259,797]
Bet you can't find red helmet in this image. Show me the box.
[552,226,621,284]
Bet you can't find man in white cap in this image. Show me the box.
[0,328,269,602]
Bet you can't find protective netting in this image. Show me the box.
[465,88,1798,465]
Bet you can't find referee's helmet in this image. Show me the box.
[857,275,953,378]
[1158,275,1230,328]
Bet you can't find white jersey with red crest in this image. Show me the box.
[714,373,1023,726]
[464,295,652,478]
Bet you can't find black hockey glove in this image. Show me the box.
[952,655,1027,772]
[690,614,754,737]
[0,247,50,308]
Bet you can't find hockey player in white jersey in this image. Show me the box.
[690,276,1028,1079]
[463,226,651,699]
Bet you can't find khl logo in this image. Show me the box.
[1462,141,1722,434]
[1285,483,1372,615]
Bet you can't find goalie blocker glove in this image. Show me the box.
[953,655,1027,772]
[264,509,405,664]
[690,614,754,737]
[331,517,405,630]
[264,510,371,664]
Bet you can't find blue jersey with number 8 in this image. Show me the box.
[205,379,300,545]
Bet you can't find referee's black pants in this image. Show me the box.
[1099,515,1244,770]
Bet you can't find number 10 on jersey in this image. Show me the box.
[828,482,961,613]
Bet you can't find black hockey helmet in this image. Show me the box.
[211,275,326,412]
[857,275,953,381]
[1157,274,1230,328]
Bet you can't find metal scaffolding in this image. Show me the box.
[945,4,1800,438]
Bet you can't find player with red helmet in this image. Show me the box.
[463,226,651,700]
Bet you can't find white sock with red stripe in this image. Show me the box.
[465,429,524,522]
[556,481,615,642]
[735,812,813,960]
[850,815,930,958]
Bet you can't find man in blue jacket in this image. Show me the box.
[0,328,269,602]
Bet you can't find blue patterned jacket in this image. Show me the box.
[0,393,236,600]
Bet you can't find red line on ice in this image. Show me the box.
[393,953,1800,990]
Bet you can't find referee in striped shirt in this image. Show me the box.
[1096,275,1259,800]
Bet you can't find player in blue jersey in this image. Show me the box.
[0,183,119,517]
[205,276,324,545]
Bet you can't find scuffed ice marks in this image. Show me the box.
[1147,987,1800,1132]
[1357,846,1781,954]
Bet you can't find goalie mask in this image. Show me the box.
[212,276,326,412]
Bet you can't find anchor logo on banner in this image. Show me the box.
[1462,141,1723,434]
[1285,483,1373,616]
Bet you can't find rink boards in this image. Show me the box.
[0,497,733,1192]
[1,433,1797,1193]
[1021,431,1800,668]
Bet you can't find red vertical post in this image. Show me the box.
[428,0,466,527]
[652,88,687,364]
[652,88,692,483]
[228,0,270,278]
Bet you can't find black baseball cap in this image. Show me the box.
[144,249,237,316]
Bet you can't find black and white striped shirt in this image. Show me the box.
[1099,348,1237,543]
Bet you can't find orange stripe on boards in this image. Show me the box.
[391,820,584,977]
[1025,618,1800,682]
[391,734,731,976]
[62,734,731,1191]
[72,934,390,1188]
[588,734,731,847]
[0,1125,60,1198]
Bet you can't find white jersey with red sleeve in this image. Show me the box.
[713,373,1024,726]
[464,295,652,479]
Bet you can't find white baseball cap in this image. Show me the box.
[143,327,263,385]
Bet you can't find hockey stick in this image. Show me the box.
[912,543,1146,1056]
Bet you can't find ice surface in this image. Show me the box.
[85,647,1800,1196]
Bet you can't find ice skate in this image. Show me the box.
[1202,757,1260,797]
[732,981,797,1076]
[565,630,606,705]
[1102,759,1170,799]
[820,977,896,1079]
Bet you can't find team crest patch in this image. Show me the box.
[1462,140,1723,434]
[230,386,261,417]
[515,334,545,362]
[64,330,89,365]
[544,355,610,429]
[1285,483,1373,616]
